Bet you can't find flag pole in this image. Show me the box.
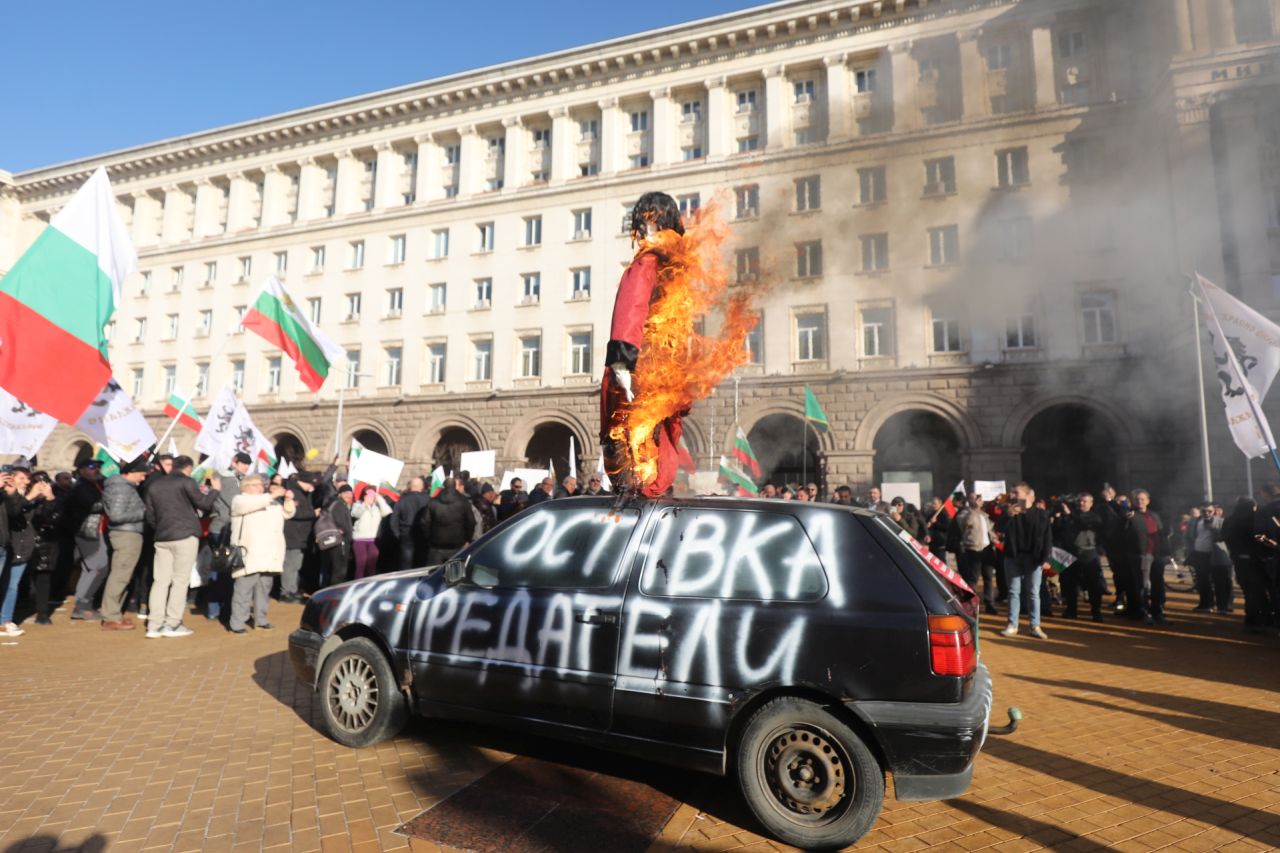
[802,414,807,488]
[1189,284,1214,502]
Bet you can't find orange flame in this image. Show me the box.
[609,202,761,489]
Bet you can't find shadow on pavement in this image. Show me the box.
[947,801,1112,852]
[252,650,319,727]
[2,833,108,853]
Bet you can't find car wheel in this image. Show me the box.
[317,637,408,748]
[736,697,884,851]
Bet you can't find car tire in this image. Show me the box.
[736,696,884,851]
[317,637,408,748]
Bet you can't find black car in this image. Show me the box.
[289,497,991,850]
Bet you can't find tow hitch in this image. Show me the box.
[988,707,1022,735]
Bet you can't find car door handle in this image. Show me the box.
[575,611,617,625]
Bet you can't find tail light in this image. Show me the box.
[928,614,976,677]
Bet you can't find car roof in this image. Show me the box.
[550,494,879,519]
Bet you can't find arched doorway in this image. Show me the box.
[1022,404,1117,497]
[747,414,821,489]
[433,427,481,474]
[71,441,94,468]
[872,411,962,503]
[525,422,577,481]
[351,429,389,456]
[273,432,305,468]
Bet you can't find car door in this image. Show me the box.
[409,501,641,730]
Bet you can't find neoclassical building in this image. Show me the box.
[2,0,1279,503]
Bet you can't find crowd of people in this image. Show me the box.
[0,454,1273,642]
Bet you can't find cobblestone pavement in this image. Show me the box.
[1,586,1278,853]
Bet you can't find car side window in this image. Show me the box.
[640,508,828,601]
[468,505,640,589]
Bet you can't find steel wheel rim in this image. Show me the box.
[757,722,852,826]
[326,656,379,733]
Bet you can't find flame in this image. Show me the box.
[609,201,761,489]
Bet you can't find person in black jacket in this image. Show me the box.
[1224,496,1269,632]
[393,477,430,570]
[497,478,526,522]
[281,473,320,602]
[419,477,476,564]
[1098,483,1127,611]
[473,484,499,536]
[320,485,354,589]
[1000,482,1053,639]
[0,470,46,635]
[1059,494,1105,622]
[143,457,220,638]
[925,496,951,562]
[1123,488,1167,624]
[1251,484,1280,631]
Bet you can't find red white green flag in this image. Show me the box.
[733,426,761,478]
[0,168,136,423]
[242,276,345,391]
[718,455,759,496]
[429,466,446,497]
[164,388,203,432]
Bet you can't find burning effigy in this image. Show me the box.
[601,191,761,497]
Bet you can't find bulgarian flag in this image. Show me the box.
[718,456,759,496]
[164,388,203,432]
[1047,546,1076,578]
[941,480,966,518]
[378,481,401,501]
[242,276,345,392]
[256,447,278,476]
[428,466,446,497]
[0,168,136,424]
[733,426,761,478]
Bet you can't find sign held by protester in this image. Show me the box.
[459,450,496,478]
[882,482,921,507]
[974,480,1007,499]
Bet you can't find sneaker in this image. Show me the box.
[35,616,51,626]
[0,622,24,637]
[1030,626,1048,639]
[145,627,165,638]
[137,606,149,618]
[999,626,1018,638]
[70,608,102,621]
[255,622,274,630]
[229,627,248,635]
[162,625,194,638]
[1192,606,1213,613]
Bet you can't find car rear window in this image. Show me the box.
[870,516,978,615]
[469,505,640,589]
[639,507,827,601]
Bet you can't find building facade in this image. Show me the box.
[3,0,1280,503]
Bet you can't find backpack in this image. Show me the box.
[313,504,344,551]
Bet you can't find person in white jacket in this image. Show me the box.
[228,475,295,634]
[351,486,392,580]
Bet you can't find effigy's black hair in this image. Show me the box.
[629,191,685,240]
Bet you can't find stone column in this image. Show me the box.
[225,172,253,232]
[763,66,789,150]
[598,98,623,175]
[705,77,730,160]
[373,142,400,210]
[502,117,525,191]
[458,125,482,196]
[1221,96,1271,306]
[334,150,361,215]
[415,133,440,203]
[824,54,850,141]
[295,157,323,221]
[549,107,574,184]
[1030,21,1058,109]
[888,43,918,132]
[1168,97,1227,285]
[1218,0,1238,48]
[160,184,187,243]
[260,165,287,227]
[650,87,674,167]
[129,191,160,247]
[193,179,221,237]
[959,30,988,121]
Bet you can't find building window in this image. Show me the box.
[795,176,821,212]
[386,288,404,317]
[572,208,592,239]
[932,315,962,352]
[736,248,760,284]
[737,136,760,153]
[579,118,599,140]
[472,339,492,380]
[273,251,287,274]
[195,362,210,397]
[523,216,542,247]
[681,145,704,161]
[735,185,759,219]
[680,100,703,123]
[1081,292,1118,345]
[997,218,1032,262]
[860,234,890,272]
[310,245,326,272]
[794,128,816,146]
[345,350,362,388]
[477,222,495,253]
[203,261,217,287]
[522,273,541,304]
[361,158,377,211]
[349,240,365,269]
[1057,31,1087,58]
[165,314,179,340]
[401,151,418,204]
[197,309,212,337]
[928,226,960,266]
[744,322,762,365]
[796,313,826,361]
[996,147,1030,187]
[629,110,649,132]
[139,271,151,297]
[164,365,177,397]
[389,234,406,264]
[233,306,246,333]
[308,297,322,325]
[569,332,592,375]
[519,335,542,378]
[1006,314,1038,349]
[428,283,446,313]
[474,278,492,308]
[384,346,402,386]
[796,241,823,278]
[793,79,816,103]
[858,167,887,205]
[736,90,757,112]
[131,368,145,399]
[238,256,252,281]
[231,360,245,393]
[345,292,362,321]
[924,157,956,195]
[133,317,147,342]
[854,68,877,93]
[986,44,1012,70]
[444,144,461,165]
[1234,0,1274,42]
[861,307,894,358]
[267,357,282,393]
[571,267,591,299]
[629,153,651,169]
[323,165,338,217]
[678,194,700,217]
[170,266,184,292]
[432,228,450,259]
[532,127,551,149]
[427,343,447,384]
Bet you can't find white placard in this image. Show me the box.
[973,480,1008,499]
[460,450,496,478]
[500,468,550,492]
[881,482,921,508]
[349,442,405,491]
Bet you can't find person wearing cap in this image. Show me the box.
[61,458,109,621]
[143,456,220,638]
[472,483,498,535]
[99,458,151,630]
[321,484,355,588]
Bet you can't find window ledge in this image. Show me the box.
[340,318,361,325]
[465,380,493,391]
[737,364,765,377]
[514,377,542,389]
[856,269,891,277]
[517,299,541,308]
[922,191,958,200]
[859,356,897,369]
[306,270,324,277]
[566,237,593,244]
[928,352,969,367]
[1082,342,1127,358]
[374,386,401,397]
[419,383,446,394]
[384,261,405,268]
[925,263,960,270]
[472,250,494,257]
[470,306,492,313]
[853,201,887,210]
[790,209,822,217]
[1002,348,1042,362]
[567,294,592,303]
[564,374,594,386]
[791,361,829,374]
[426,308,447,316]
[517,244,542,251]
[993,183,1030,192]
[426,256,448,263]
[793,276,823,284]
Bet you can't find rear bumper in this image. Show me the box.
[288,628,324,689]
[846,664,993,801]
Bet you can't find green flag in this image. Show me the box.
[804,386,829,433]
[93,446,120,478]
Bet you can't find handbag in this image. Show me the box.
[313,507,344,551]
[211,543,246,573]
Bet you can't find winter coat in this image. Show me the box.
[1123,510,1166,561]
[1223,502,1256,557]
[283,481,319,551]
[392,491,429,540]
[327,499,354,557]
[1003,505,1054,564]
[1061,510,1103,560]
[103,475,146,534]
[527,487,553,506]
[497,489,526,522]
[351,495,392,540]
[61,478,105,539]
[961,508,993,552]
[209,472,243,535]
[472,496,498,535]
[144,472,219,542]
[896,504,926,540]
[5,492,37,562]
[418,488,475,550]
[230,493,295,577]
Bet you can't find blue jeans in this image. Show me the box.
[1005,556,1043,630]
[1,559,29,625]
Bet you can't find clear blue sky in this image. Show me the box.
[1,0,757,173]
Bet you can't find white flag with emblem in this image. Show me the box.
[195,384,239,458]
[1197,274,1280,459]
[0,386,57,458]
[75,378,157,462]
